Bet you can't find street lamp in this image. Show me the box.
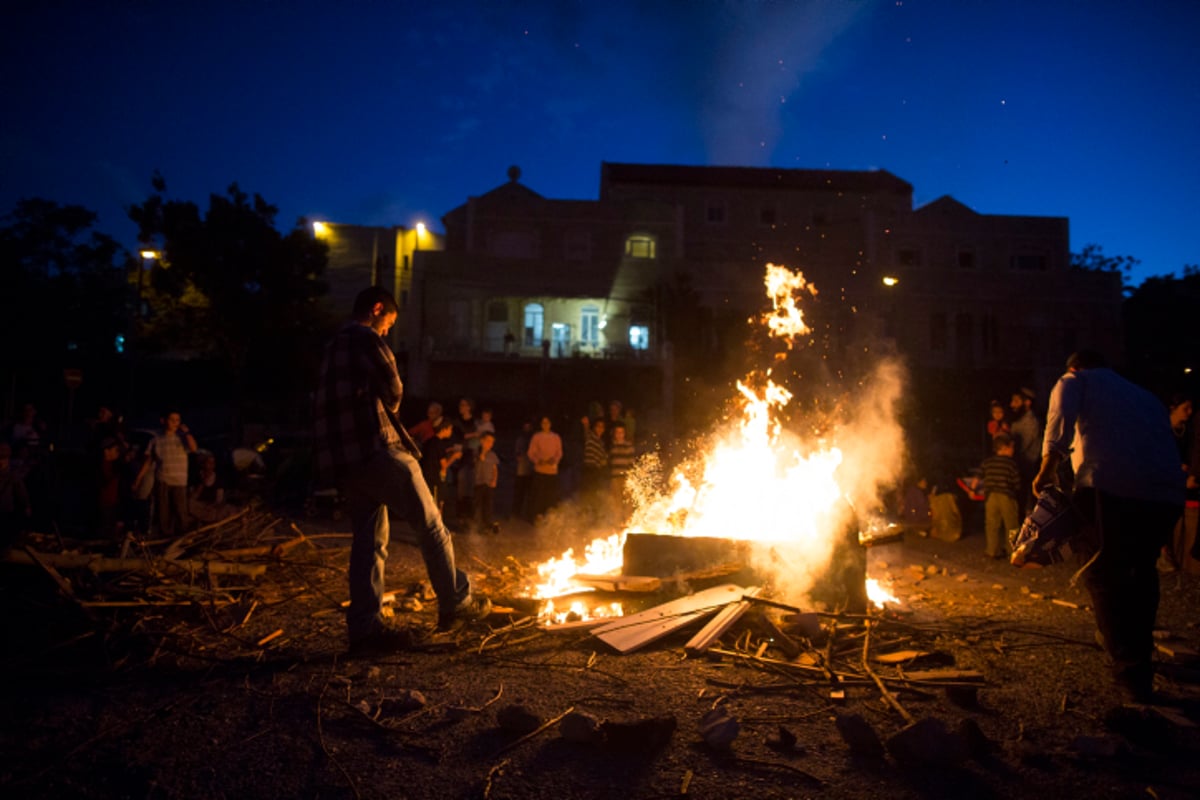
[138,249,161,318]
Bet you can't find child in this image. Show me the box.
[987,400,1010,442]
[420,420,458,512]
[980,433,1022,559]
[476,408,496,437]
[474,432,500,534]
[608,422,635,518]
[189,452,228,524]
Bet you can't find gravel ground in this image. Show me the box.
[2,517,1200,800]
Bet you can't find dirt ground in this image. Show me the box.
[3,512,1200,800]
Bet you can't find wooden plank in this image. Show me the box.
[873,649,931,664]
[3,549,268,577]
[540,617,616,633]
[592,584,746,654]
[573,574,662,593]
[684,586,762,654]
[898,669,985,683]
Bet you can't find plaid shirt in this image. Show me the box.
[147,430,190,487]
[314,321,407,486]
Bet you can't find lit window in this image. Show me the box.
[523,303,544,346]
[580,305,600,347]
[625,235,656,259]
[629,325,650,351]
[551,323,571,357]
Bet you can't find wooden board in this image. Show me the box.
[684,586,762,654]
[573,574,663,593]
[592,584,746,654]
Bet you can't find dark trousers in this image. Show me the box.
[155,483,190,537]
[474,485,495,529]
[1074,487,1181,694]
[531,472,559,519]
[513,474,532,522]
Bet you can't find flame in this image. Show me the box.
[762,263,817,346]
[533,532,624,598]
[866,578,899,608]
[529,263,906,621]
[540,599,624,625]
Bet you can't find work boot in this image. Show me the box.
[437,593,492,631]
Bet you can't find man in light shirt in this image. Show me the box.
[1034,350,1184,703]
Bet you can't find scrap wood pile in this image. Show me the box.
[448,572,1038,770]
[2,503,341,612]
[482,580,982,699]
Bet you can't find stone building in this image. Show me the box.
[319,162,1122,460]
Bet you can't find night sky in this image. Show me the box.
[4,0,1197,287]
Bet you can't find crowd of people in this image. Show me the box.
[0,401,238,550]
[889,358,1198,702]
[405,396,639,535]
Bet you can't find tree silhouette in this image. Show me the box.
[128,178,333,425]
[0,198,127,365]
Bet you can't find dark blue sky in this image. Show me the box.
[5,0,1197,286]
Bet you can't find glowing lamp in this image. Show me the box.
[882,276,899,287]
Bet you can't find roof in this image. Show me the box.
[600,162,913,196]
[915,195,978,216]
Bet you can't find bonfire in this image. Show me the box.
[531,264,905,621]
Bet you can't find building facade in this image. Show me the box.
[320,163,1123,458]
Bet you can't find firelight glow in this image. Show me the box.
[530,263,907,620]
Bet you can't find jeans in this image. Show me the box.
[341,446,471,639]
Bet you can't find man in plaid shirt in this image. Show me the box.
[315,287,489,653]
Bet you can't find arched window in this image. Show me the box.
[523,303,544,346]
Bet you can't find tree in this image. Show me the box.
[128,178,332,425]
[1071,243,1139,296]
[1122,269,1200,396]
[0,198,127,365]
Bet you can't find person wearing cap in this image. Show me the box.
[1034,350,1184,703]
[1010,386,1041,513]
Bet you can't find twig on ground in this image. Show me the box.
[492,705,575,757]
[862,619,914,724]
[482,758,511,799]
[317,683,361,800]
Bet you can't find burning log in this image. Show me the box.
[621,533,749,578]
